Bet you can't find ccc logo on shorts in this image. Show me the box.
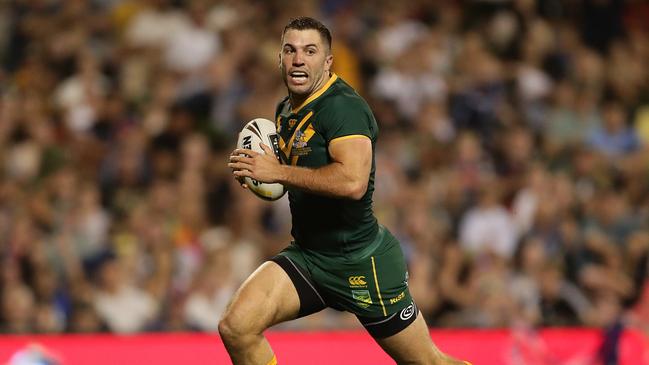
[348,276,367,287]
[400,303,415,321]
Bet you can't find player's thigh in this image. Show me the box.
[222,261,300,332]
[375,313,447,364]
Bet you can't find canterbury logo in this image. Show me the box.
[348,276,367,286]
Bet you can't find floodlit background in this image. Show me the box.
[0,0,648,364]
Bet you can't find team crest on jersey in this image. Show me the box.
[288,118,297,128]
[293,130,308,149]
[291,131,312,158]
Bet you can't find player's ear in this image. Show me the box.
[278,52,282,69]
[324,54,333,72]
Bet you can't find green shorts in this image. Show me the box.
[271,225,418,338]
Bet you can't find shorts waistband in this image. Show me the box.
[295,224,386,260]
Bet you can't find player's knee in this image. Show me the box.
[218,310,243,343]
[218,306,262,344]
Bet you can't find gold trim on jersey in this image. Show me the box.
[281,111,313,159]
[329,134,370,145]
[371,256,387,316]
[291,73,338,114]
[275,116,286,148]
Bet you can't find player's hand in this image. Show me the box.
[228,149,249,189]
[228,143,281,184]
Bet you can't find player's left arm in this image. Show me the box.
[229,136,371,200]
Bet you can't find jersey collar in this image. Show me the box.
[290,73,338,114]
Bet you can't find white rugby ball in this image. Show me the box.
[236,118,287,201]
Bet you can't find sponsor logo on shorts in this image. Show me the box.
[389,291,405,305]
[352,290,373,308]
[348,276,367,288]
[400,302,415,321]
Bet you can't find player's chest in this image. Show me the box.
[276,111,328,167]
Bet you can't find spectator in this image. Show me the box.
[588,99,641,158]
[1,284,36,333]
[93,256,159,333]
[459,183,518,260]
[183,248,236,332]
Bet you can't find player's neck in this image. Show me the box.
[289,72,331,110]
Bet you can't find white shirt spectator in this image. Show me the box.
[164,22,219,73]
[512,187,538,234]
[183,283,235,332]
[372,68,447,119]
[517,65,553,102]
[54,75,109,132]
[94,285,158,333]
[126,8,189,49]
[459,204,518,259]
[376,21,427,62]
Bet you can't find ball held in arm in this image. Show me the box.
[235,118,287,201]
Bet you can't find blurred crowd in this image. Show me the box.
[0,0,648,335]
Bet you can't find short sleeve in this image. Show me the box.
[317,96,375,143]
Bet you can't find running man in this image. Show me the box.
[225,17,471,365]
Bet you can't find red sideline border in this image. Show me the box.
[0,329,646,364]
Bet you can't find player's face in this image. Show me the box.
[280,29,333,100]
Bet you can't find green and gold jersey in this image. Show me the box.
[275,74,379,254]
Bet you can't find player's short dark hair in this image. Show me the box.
[282,17,332,52]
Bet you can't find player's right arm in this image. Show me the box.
[278,135,371,200]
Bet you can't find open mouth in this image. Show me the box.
[289,71,308,84]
